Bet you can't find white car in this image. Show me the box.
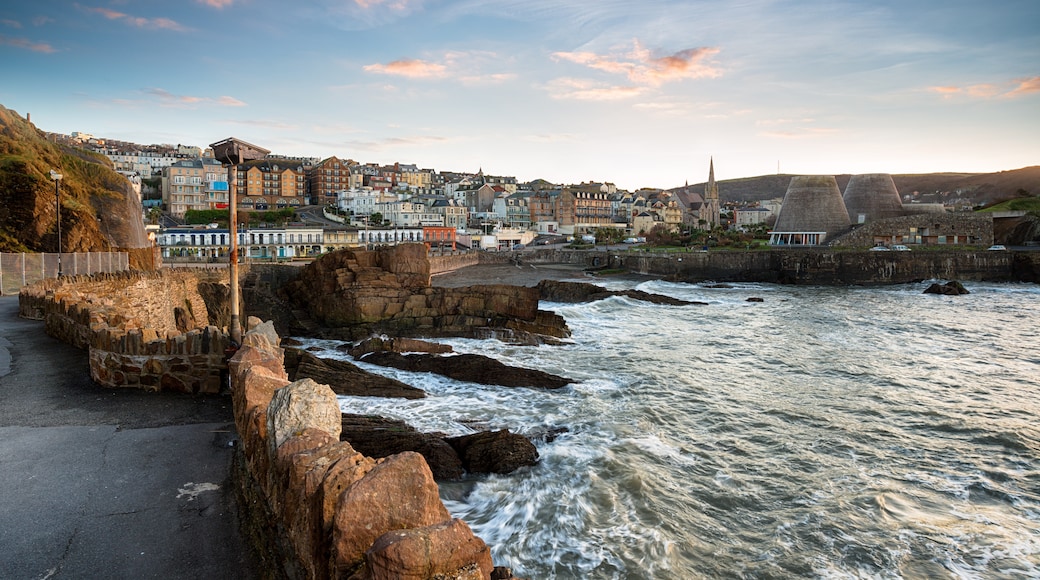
[987,245,1007,251]
[892,245,911,251]
[869,246,891,251]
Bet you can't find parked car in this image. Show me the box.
[987,245,1007,251]
[869,246,891,251]
[892,245,911,251]
[623,237,639,244]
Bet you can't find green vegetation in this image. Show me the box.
[184,207,296,227]
[978,195,1040,213]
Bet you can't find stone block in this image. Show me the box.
[330,452,451,575]
[365,519,493,580]
[266,378,341,456]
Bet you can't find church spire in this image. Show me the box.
[708,156,715,186]
[703,157,720,228]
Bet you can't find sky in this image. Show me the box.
[1,0,1038,191]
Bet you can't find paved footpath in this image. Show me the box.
[0,295,257,579]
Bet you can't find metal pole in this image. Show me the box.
[54,174,62,277]
[228,163,241,344]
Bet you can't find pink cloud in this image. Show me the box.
[0,34,56,53]
[81,5,188,31]
[1007,76,1040,97]
[197,0,235,7]
[929,76,1040,100]
[553,40,722,87]
[145,88,246,107]
[363,58,447,78]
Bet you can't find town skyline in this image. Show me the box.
[2,1,1038,191]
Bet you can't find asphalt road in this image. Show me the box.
[0,295,257,579]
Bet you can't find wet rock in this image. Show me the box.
[284,349,426,399]
[923,281,970,295]
[349,336,454,358]
[446,430,539,475]
[746,297,765,302]
[365,518,493,580]
[358,351,573,389]
[536,279,705,306]
[340,414,463,480]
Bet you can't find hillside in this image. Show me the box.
[0,105,148,254]
[698,167,1040,206]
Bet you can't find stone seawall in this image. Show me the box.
[516,248,1035,285]
[230,319,496,579]
[18,269,231,393]
[430,251,480,274]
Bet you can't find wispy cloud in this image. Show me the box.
[354,0,416,8]
[364,58,447,78]
[196,0,235,8]
[0,34,57,53]
[145,88,247,108]
[553,40,722,87]
[32,16,54,26]
[929,75,1040,100]
[346,134,450,152]
[80,4,189,32]
[546,77,646,101]
[759,127,838,139]
[2,19,22,29]
[363,51,512,83]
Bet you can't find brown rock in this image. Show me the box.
[331,452,451,576]
[446,430,539,475]
[923,280,970,295]
[365,518,494,580]
[536,279,705,306]
[349,336,454,357]
[340,414,463,480]
[285,349,426,399]
[357,352,573,389]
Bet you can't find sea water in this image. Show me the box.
[302,280,1039,579]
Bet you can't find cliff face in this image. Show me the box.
[0,105,148,257]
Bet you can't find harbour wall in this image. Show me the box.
[513,248,1040,285]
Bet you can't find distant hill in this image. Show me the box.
[694,167,1040,206]
[0,104,148,253]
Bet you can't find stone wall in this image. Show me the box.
[229,319,496,579]
[516,248,1023,285]
[18,269,232,393]
[829,212,994,247]
[429,251,479,274]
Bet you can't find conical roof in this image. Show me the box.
[773,176,851,239]
[843,173,903,223]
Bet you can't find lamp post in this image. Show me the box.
[50,170,63,277]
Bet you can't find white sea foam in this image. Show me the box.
[293,282,1040,579]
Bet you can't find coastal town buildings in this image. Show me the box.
[309,156,354,206]
[162,158,227,218]
[234,159,309,211]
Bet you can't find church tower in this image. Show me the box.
[703,157,721,228]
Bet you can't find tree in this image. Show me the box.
[369,212,383,226]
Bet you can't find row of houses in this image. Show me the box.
[157,224,460,262]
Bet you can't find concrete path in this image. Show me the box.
[0,296,257,579]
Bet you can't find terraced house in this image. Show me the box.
[235,159,309,211]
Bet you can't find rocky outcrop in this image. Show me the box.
[349,336,454,357]
[340,414,540,480]
[446,430,540,475]
[923,280,970,295]
[280,245,571,341]
[536,279,705,306]
[357,351,573,389]
[285,349,427,399]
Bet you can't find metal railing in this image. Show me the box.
[0,252,130,295]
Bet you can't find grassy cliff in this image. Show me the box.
[0,104,148,253]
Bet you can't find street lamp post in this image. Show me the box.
[50,170,63,277]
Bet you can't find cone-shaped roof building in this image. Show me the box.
[770,175,851,245]
[843,173,903,224]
